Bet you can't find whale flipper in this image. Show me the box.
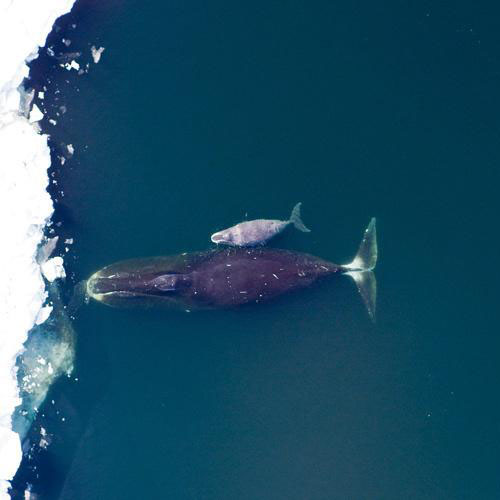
[150,274,185,293]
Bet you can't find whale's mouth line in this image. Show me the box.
[96,289,176,297]
[91,282,178,297]
[89,272,192,298]
[96,290,148,298]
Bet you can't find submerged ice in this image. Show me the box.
[13,280,75,446]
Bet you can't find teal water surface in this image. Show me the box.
[13,0,500,498]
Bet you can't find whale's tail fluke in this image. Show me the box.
[289,202,311,233]
[343,218,378,321]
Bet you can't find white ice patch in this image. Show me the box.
[0,428,21,496]
[63,59,80,71]
[39,427,49,449]
[41,257,66,282]
[35,305,53,325]
[0,0,76,497]
[28,104,44,123]
[91,45,105,63]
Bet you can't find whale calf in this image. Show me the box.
[86,219,378,319]
[211,202,310,247]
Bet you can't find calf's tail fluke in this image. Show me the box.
[343,218,378,321]
[289,202,311,233]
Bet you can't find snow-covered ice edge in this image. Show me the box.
[0,1,76,497]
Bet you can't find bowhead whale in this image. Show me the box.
[86,218,378,319]
[211,202,310,246]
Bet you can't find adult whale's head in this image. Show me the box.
[86,255,196,309]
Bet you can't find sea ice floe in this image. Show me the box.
[39,427,49,449]
[61,59,80,71]
[41,256,66,282]
[28,104,44,123]
[19,88,35,118]
[91,45,105,63]
[0,0,76,496]
[0,428,21,495]
[35,305,53,326]
[37,236,59,264]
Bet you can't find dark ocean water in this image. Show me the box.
[12,0,500,498]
